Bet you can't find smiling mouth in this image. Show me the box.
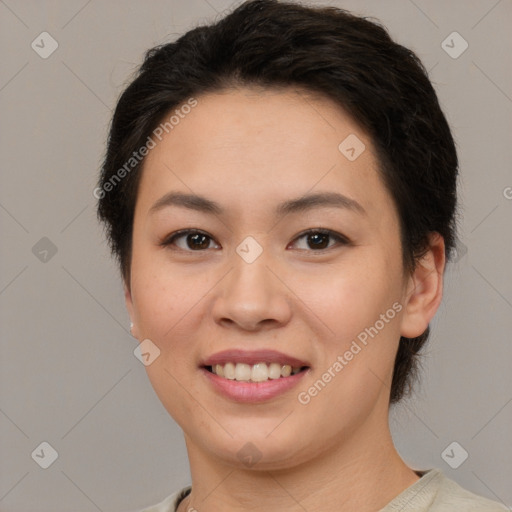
[204,362,309,382]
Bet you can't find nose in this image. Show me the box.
[211,247,293,331]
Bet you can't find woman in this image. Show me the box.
[96,1,507,510]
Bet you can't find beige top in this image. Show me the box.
[139,468,508,512]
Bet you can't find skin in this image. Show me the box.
[125,86,445,512]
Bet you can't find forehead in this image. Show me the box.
[135,87,395,223]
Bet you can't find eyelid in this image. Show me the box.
[159,228,350,251]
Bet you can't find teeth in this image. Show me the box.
[235,363,251,381]
[268,362,282,380]
[251,363,269,382]
[214,364,225,378]
[209,362,303,381]
[223,362,236,380]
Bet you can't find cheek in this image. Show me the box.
[310,260,400,340]
[297,270,401,427]
[130,246,203,335]
[132,278,178,338]
[308,256,403,396]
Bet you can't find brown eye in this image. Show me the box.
[185,232,211,250]
[161,230,220,251]
[291,229,349,251]
[306,232,330,249]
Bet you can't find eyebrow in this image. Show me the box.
[149,191,366,217]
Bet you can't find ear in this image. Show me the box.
[400,232,446,339]
[124,283,139,340]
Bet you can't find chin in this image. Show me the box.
[198,426,315,471]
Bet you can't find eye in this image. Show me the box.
[160,229,220,251]
[290,228,350,251]
[160,228,350,252]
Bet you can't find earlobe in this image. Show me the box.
[400,233,446,339]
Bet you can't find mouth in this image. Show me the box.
[200,349,311,381]
[199,349,311,402]
[203,362,309,382]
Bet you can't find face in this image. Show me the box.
[125,87,440,470]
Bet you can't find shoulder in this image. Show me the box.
[137,486,191,512]
[431,470,508,511]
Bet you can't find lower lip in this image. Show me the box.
[200,367,309,403]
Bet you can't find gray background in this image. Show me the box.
[0,0,511,511]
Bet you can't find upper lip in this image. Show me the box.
[201,349,310,368]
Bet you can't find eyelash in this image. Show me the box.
[159,228,350,253]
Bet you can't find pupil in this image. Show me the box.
[309,233,329,249]
[188,233,209,250]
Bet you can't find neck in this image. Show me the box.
[179,410,419,512]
